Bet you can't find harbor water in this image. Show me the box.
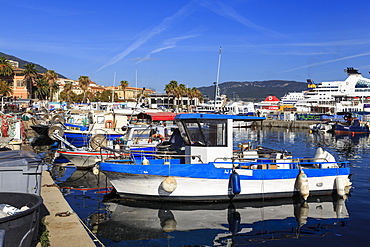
[47,127,369,247]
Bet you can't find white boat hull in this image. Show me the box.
[103,170,350,201]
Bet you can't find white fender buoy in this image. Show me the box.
[335,176,345,197]
[142,156,150,165]
[162,176,177,193]
[92,166,100,175]
[297,170,309,201]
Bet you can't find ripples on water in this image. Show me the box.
[49,127,369,247]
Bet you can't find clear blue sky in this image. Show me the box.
[2,0,370,92]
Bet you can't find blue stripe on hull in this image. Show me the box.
[99,162,350,180]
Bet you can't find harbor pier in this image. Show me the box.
[252,119,321,129]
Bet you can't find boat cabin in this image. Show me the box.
[175,114,265,164]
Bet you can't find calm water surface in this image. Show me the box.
[51,127,370,247]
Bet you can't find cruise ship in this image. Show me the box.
[294,68,370,113]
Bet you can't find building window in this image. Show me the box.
[16,80,24,87]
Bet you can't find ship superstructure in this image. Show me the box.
[295,68,370,113]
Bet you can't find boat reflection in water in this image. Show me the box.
[58,169,112,191]
[96,196,349,246]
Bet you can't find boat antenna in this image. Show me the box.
[214,47,222,110]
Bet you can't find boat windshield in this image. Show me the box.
[177,119,227,147]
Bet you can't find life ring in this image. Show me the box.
[105,120,114,128]
[148,134,165,143]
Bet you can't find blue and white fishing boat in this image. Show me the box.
[98,113,351,202]
[335,118,370,134]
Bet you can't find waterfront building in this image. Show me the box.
[256,95,280,111]
[147,93,199,111]
[108,86,155,101]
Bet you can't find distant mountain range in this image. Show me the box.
[198,80,308,102]
[0,52,66,78]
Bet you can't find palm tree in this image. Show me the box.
[164,80,178,109]
[0,57,14,92]
[23,64,39,99]
[44,70,58,101]
[0,57,14,77]
[0,80,13,96]
[120,80,129,100]
[78,76,91,103]
[187,87,203,111]
[34,77,49,100]
[64,82,73,103]
[177,84,187,108]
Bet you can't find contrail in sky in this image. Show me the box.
[199,0,280,36]
[135,34,198,64]
[281,52,370,73]
[97,2,196,71]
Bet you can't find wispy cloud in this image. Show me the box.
[279,38,370,47]
[199,0,281,36]
[135,34,199,64]
[97,2,197,71]
[280,52,370,73]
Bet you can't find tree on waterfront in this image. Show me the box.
[0,57,14,93]
[0,80,13,96]
[187,87,203,111]
[59,90,77,103]
[23,64,39,99]
[44,70,58,102]
[0,57,14,77]
[164,80,178,109]
[63,82,73,103]
[34,77,49,100]
[120,80,129,100]
[78,76,91,103]
[177,83,187,107]
[99,89,118,102]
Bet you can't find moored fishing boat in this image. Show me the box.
[98,113,351,202]
[335,118,370,134]
[56,124,176,169]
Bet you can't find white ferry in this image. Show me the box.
[280,91,305,105]
[295,68,370,113]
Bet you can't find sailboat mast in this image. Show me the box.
[214,47,222,109]
[112,72,116,103]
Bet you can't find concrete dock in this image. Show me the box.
[252,119,321,129]
[36,170,97,247]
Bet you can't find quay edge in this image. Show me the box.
[252,120,321,129]
[37,170,96,247]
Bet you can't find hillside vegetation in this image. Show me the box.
[198,80,308,102]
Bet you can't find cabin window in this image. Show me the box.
[178,119,227,147]
[97,116,105,124]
